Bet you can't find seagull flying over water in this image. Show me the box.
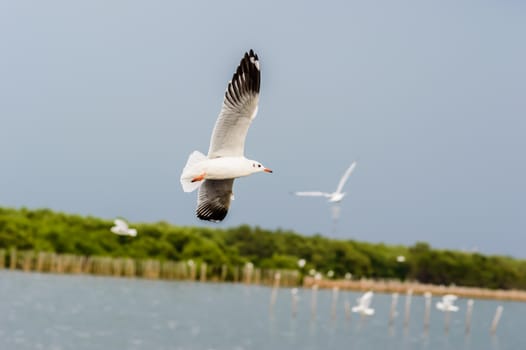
[293,161,357,221]
[110,219,137,237]
[180,50,272,222]
[352,291,375,316]
[436,294,459,312]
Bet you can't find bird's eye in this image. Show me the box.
[258,164,261,168]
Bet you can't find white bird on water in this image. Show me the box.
[436,294,459,312]
[352,291,375,316]
[293,161,357,222]
[180,50,272,222]
[110,219,137,237]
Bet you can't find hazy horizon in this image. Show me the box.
[1,1,525,257]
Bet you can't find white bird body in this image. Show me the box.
[352,291,375,316]
[180,50,272,222]
[294,162,357,220]
[436,302,459,312]
[328,192,345,203]
[181,153,266,193]
[436,294,459,312]
[110,219,137,237]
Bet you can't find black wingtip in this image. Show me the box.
[247,49,259,62]
[224,49,260,107]
[196,207,228,222]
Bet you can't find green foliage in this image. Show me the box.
[0,206,525,290]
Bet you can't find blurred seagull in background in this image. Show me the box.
[180,50,272,222]
[110,218,137,237]
[352,291,375,316]
[436,294,459,312]
[293,161,357,223]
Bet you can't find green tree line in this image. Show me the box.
[1,206,525,290]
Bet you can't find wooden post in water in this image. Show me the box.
[179,261,187,279]
[83,257,92,274]
[254,268,261,285]
[269,272,281,311]
[188,260,196,281]
[331,286,339,320]
[112,258,122,277]
[153,260,160,279]
[490,305,503,335]
[311,284,318,319]
[49,253,56,272]
[124,258,135,277]
[404,289,413,328]
[244,262,253,284]
[389,293,399,326]
[22,251,33,272]
[73,256,85,274]
[200,263,207,282]
[0,249,5,269]
[36,252,45,272]
[233,266,240,282]
[55,254,64,274]
[9,247,16,270]
[291,288,299,318]
[220,264,227,281]
[291,271,299,287]
[61,254,70,273]
[465,299,474,334]
[423,292,432,330]
[344,300,351,321]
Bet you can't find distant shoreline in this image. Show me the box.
[3,207,526,293]
[303,277,526,302]
[3,247,525,302]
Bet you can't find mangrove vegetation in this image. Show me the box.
[1,206,525,290]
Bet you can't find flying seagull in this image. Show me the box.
[293,161,357,220]
[436,294,459,312]
[110,218,137,237]
[180,50,272,222]
[352,291,375,316]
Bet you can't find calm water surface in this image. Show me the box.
[0,271,524,350]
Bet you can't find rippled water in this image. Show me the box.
[0,271,524,350]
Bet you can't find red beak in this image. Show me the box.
[264,168,273,173]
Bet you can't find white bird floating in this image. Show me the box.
[352,291,375,316]
[293,161,357,221]
[180,50,272,222]
[110,219,137,237]
[436,294,459,312]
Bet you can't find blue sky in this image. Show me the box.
[1,1,525,257]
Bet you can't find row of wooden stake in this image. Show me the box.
[0,248,299,286]
[269,273,504,335]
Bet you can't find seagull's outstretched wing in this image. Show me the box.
[335,161,357,194]
[208,50,260,158]
[113,219,128,229]
[294,191,331,197]
[196,179,235,222]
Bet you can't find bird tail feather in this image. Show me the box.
[180,151,207,192]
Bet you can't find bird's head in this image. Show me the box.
[249,160,272,174]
